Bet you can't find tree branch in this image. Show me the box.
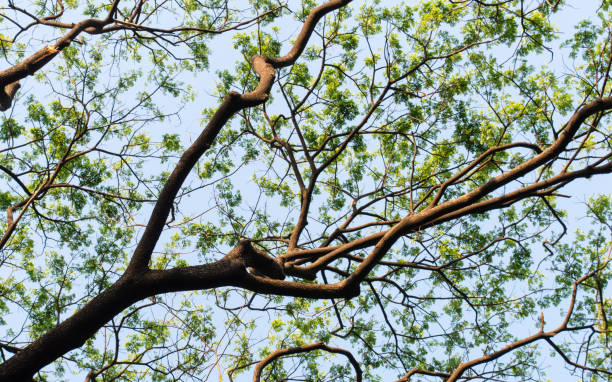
[0,1,354,379]
[252,342,362,382]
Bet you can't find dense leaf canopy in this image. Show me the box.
[0,0,610,381]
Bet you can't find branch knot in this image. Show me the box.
[228,240,285,280]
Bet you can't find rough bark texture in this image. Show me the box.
[0,1,353,380]
[0,0,611,380]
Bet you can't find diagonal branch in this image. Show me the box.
[0,1,354,380]
[445,260,611,382]
[0,0,121,111]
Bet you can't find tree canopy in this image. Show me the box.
[0,0,610,380]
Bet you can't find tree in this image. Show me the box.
[0,0,610,380]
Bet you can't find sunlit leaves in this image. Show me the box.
[0,0,610,381]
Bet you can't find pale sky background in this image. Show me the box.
[1,0,610,381]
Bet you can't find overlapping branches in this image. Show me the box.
[251,342,362,382]
[0,0,610,381]
[0,0,282,110]
[0,0,354,380]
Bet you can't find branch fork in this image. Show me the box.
[0,1,356,379]
[227,240,285,280]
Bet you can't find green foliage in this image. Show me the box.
[0,0,610,381]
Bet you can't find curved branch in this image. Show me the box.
[266,0,350,68]
[0,0,120,110]
[0,164,31,196]
[252,342,362,382]
[395,368,450,381]
[0,0,119,86]
[126,0,353,272]
[445,260,611,382]
[0,1,354,379]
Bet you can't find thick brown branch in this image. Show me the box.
[0,1,353,379]
[266,0,351,68]
[428,142,542,208]
[342,97,612,289]
[0,19,107,88]
[0,251,246,381]
[0,1,121,110]
[0,81,20,111]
